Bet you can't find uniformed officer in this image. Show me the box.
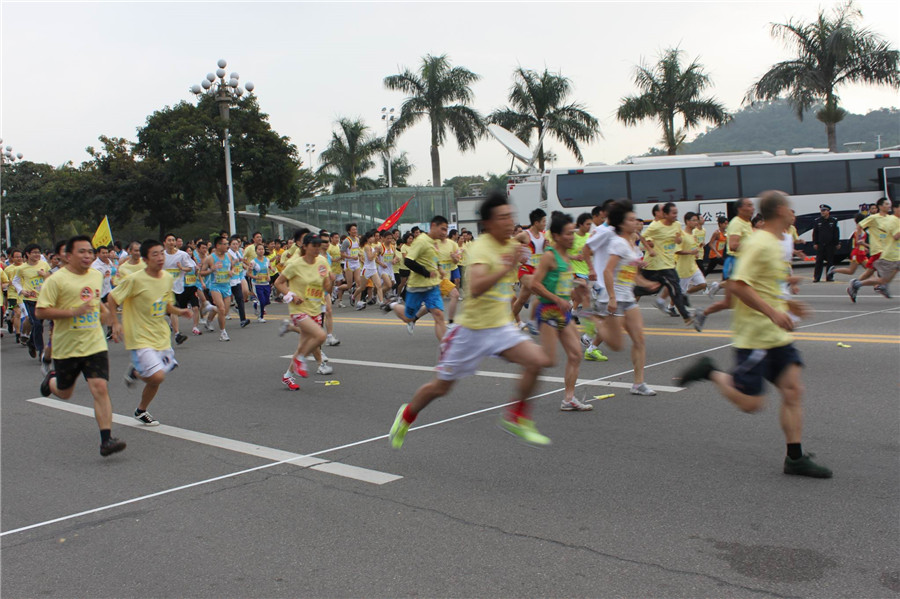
[812,204,841,282]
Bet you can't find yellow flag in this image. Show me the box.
[92,216,113,248]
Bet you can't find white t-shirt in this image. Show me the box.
[586,223,615,301]
[91,258,113,298]
[164,249,196,294]
[608,235,643,303]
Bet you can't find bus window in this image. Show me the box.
[794,161,848,195]
[848,158,900,192]
[628,169,684,204]
[883,166,900,202]
[739,164,793,197]
[685,166,739,200]
[556,172,628,207]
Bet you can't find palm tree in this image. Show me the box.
[379,151,414,188]
[317,118,384,193]
[384,54,485,187]
[488,67,600,170]
[617,48,729,155]
[746,1,899,152]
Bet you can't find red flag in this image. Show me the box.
[378,196,414,231]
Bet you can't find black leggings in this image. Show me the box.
[634,268,690,319]
[230,283,247,322]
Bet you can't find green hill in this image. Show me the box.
[668,100,898,155]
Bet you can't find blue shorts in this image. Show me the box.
[451,268,461,282]
[208,284,232,298]
[405,286,443,320]
[731,344,803,396]
[722,256,736,280]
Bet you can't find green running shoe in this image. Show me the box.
[500,416,551,447]
[784,453,833,478]
[584,348,608,362]
[389,404,410,449]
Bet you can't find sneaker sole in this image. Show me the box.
[497,420,551,448]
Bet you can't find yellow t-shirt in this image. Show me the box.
[16,260,51,296]
[726,217,754,258]
[3,264,18,301]
[1,268,8,301]
[730,230,792,350]
[458,241,469,267]
[693,227,707,246]
[435,239,458,281]
[327,244,343,275]
[878,215,900,262]
[36,268,106,359]
[788,225,800,243]
[117,260,147,284]
[243,244,258,266]
[405,234,440,289]
[643,220,681,270]
[456,234,518,330]
[111,269,176,351]
[282,255,330,316]
[860,214,891,255]
[675,229,700,279]
[275,248,287,272]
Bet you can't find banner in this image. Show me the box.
[377,196,414,232]
[92,216,113,248]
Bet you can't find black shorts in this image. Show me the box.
[731,344,803,396]
[6,298,17,310]
[176,287,199,309]
[54,351,110,391]
[399,269,410,278]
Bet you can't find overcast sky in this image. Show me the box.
[2,1,898,186]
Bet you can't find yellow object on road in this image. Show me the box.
[593,394,615,400]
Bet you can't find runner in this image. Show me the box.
[531,212,592,411]
[388,193,552,449]
[117,241,146,281]
[378,232,398,300]
[388,216,449,341]
[703,216,729,276]
[36,235,126,457]
[673,212,708,306]
[676,190,832,479]
[828,214,869,278]
[274,234,333,388]
[11,243,51,359]
[163,233,196,345]
[228,236,251,328]
[353,231,385,309]
[583,200,618,362]
[5,249,24,343]
[198,236,234,341]
[511,208,547,333]
[435,226,461,323]
[250,243,272,322]
[635,202,693,325]
[110,239,192,427]
[339,223,363,307]
[847,197,895,301]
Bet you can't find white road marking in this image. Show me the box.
[5,306,895,539]
[26,397,402,483]
[282,356,686,393]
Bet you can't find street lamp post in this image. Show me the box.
[191,59,254,237]
[0,139,24,249]
[381,107,396,188]
[305,143,316,171]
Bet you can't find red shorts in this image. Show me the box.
[518,264,535,280]
[850,248,868,265]
[290,313,324,327]
[865,253,882,270]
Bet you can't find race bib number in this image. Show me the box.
[557,276,574,298]
[214,271,231,284]
[151,299,167,318]
[529,254,541,267]
[72,309,99,329]
[616,264,637,285]
[440,262,453,273]
[663,242,676,253]
[256,272,270,283]
[166,268,181,278]
[30,277,44,292]
[350,247,360,258]
[184,273,197,285]
[306,287,323,299]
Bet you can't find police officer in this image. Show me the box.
[812,204,841,282]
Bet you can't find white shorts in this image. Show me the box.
[131,348,178,377]
[435,323,529,381]
[362,268,379,280]
[597,301,638,317]
[680,270,706,293]
[346,260,360,271]
[378,266,395,281]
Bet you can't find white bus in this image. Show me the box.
[539,149,900,256]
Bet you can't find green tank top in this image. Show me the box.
[539,247,574,303]
[569,232,590,275]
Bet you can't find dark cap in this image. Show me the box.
[819,204,831,211]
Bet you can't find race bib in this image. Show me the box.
[616,264,637,285]
[30,277,44,291]
[166,268,181,278]
[214,271,230,284]
[184,272,197,285]
[529,254,541,267]
[306,287,323,299]
[151,299,167,318]
[557,276,574,298]
[72,309,99,329]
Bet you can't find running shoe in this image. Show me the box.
[675,356,715,386]
[630,383,657,396]
[240,319,251,328]
[278,319,291,337]
[41,358,51,377]
[253,300,259,316]
[666,306,678,317]
[355,301,367,311]
[847,279,859,303]
[316,363,334,375]
[580,334,592,348]
[826,266,837,279]
[320,352,329,363]
[174,332,187,345]
[380,302,392,313]
[225,314,232,320]
[783,453,833,478]
[134,410,160,426]
[692,311,707,332]
[560,397,594,411]
[192,327,202,335]
[325,334,340,346]
[389,404,410,449]
[282,375,300,391]
[292,356,308,378]
[706,281,720,299]
[40,370,55,397]
[499,415,551,447]
[874,285,892,299]
[123,366,138,388]
[27,340,36,358]
[204,320,215,332]
[407,321,415,335]
[367,297,377,305]
[100,437,126,457]
[584,348,608,362]
[219,330,230,342]
[203,303,216,316]
[653,298,668,315]
[338,301,346,308]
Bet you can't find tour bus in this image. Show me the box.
[538,149,900,257]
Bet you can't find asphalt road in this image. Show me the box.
[2,272,898,598]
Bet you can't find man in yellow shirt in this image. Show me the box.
[435,229,461,322]
[674,212,708,304]
[4,248,24,343]
[636,202,692,324]
[116,241,147,282]
[388,194,552,450]
[848,199,900,299]
[12,243,51,358]
[110,239,192,427]
[677,190,831,479]
[36,235,126,457]
[388,216,448,341]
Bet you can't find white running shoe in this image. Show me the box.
[204,303,216,315]
[560,397,594,411]
[630,382,657,396]
[278,319,291,337]
[325,334,341,346]
[707,281,720,299]
[407,321,415,335]
[316,363,334,375]
[653,298,669,315]
[219,330,230,342]
[257,317,267,323]
[225,314,232,320]
[192,326,202,335]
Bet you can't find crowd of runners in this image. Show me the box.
[2,192,897,476]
